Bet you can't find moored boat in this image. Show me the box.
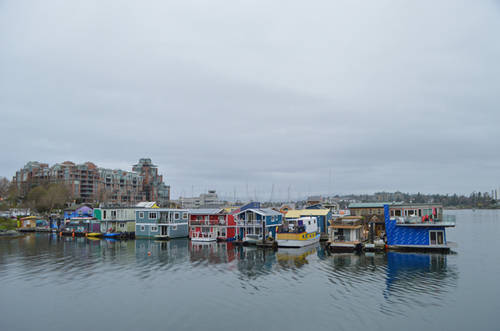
[103,232,121,238]
[277,217,320,248]
[242,234,262,245]
[87,232,102,237]
[191,231,217,242]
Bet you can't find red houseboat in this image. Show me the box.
[189,209,236,242]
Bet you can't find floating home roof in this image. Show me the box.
[285,209,330,218]
[348,202,392,208]
[235,208,282,217]
[189,208,225,215]
[136,202,158,208]
[349,202,442,209]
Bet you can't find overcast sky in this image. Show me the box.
[1,0,499,200]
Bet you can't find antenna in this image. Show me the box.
[269,184,275,203]
[246,182,249,202]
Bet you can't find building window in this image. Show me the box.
[429,230,444,245]
[151,226,158,232]
[140,225,145,231]
[149,212,157,219]
[119,223,125,228]
[139,212,144,219]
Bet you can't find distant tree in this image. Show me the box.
[6,183,20,207]
[26,186,48,212]
[42,184,71,211]
[0,177,9,199]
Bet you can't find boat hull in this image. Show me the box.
[87,233,102,237]
[277,234,320,248]
[329,242,363,253]
[191,237,216,242]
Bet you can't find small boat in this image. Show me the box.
[87,232,102,237]
[191,231,217,242]
[103,232,121,238]
[242,234,262,245]
[277,217,320,248]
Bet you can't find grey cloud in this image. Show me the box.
[1,0,499,200]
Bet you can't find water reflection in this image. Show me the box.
[0,234,459,315]
[276,244,319,269]
[383,252,458,305]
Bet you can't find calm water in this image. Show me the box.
[1,210,499,331]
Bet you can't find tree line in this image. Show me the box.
[339,191,498,209]
[0,177,73,213]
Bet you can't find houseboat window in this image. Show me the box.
[149,212,157,219]
[172,225,177,230]
[139,212,144,219]
[111,210,117,217]
[120,223,125,228]
[182,213,188,220]
[174,212,180,220]
[140,225,145,231]
[103,210,107,219]
[151,226,158,232]
[430,230,444,245]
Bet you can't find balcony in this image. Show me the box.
[394,215,456,227]
[190,220,221,226]
[235,219,261,227]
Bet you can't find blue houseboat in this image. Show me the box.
[384,204,455,252]
[135,208,189,239]
[233,204,283,242]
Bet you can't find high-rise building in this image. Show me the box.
[12,158,170,205]
[132,158,170,204]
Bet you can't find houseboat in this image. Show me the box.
[94,207,136,238]
[63,205,93,219]
[135,208,189,239]
[384,204,456,252]
[285,208,332,240]
[18,216,38,232]
[189,209,236,242]
[277,216,320,248]
[62,217,101,236]
[233,203,283,244]
[327,217,365,252]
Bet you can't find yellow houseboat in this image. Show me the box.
[277,217,320,248]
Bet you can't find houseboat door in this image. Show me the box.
[161,226,168,236]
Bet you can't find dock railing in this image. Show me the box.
[394,215,456,226]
